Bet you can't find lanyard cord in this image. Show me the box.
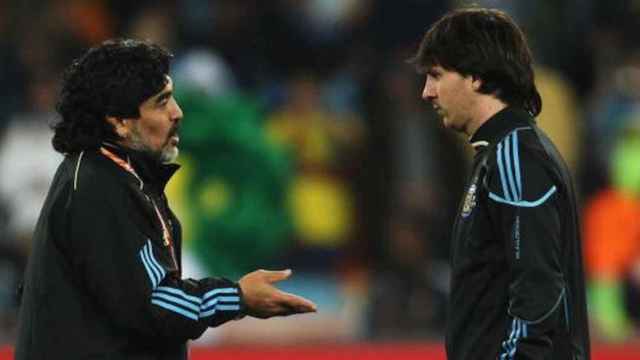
[100,146,179,271]
[100,146,144,190]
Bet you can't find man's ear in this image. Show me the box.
[471,76,483,91]
[105,116,129,138]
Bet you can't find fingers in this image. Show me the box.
[263,269,292,283]
[276,291,317,314]
[240,268,317,318]
[246,292,316,319]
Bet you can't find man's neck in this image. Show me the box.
[110,139,163,164]
[465,97,508,138]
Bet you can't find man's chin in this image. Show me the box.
[441,116,451,128]
[442,117,464,132]
[160,146,179,164]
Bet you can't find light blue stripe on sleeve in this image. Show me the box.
[151,299,198,320]
[152,292,201,313]
[141,246,161,287]
[201,298,220,312]
[142,245,161,282]
[507,320,522,358]
[139,251,158,288]
[512,320,526,358]
[203,287,238,301]
[503,134,519,202]
[200,304,241,318]
[497,143,511,201]
[512,131,522,200]
[218,296,240,303]
[155,286,202,305]
[500,319,517,360]
[145,241,166,281]
[499,318,526,360]
[201,296,240,311]
[200,308,217,318]
[489,186,557,207]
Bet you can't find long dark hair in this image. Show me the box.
[409,7,542,116]
[52,38,172,154]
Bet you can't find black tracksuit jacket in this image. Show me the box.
[446,108,590,360]
[16,144,244,359]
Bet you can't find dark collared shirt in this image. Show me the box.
[16,144,244,360]
[446,108,590,360]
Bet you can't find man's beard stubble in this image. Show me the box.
[128,127,179,164]
[159,145,179,164]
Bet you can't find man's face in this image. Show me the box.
[124,76,183,163]
[421,65,477,134]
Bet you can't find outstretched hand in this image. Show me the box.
[238,269,317,319]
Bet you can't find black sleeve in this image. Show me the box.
[67,169,243,341]
[485,131,566,359]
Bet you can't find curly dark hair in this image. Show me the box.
[52,38,173,154]
[409,7,542,116]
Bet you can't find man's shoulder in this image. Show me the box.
[68,150,130,196]
[482,125,563,201]
[484,125,551,169]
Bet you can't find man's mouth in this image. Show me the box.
[168,127,180,146]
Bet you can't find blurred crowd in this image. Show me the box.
[1,0,640,346]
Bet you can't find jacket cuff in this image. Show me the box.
[234,282,247,320]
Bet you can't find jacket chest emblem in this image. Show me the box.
[461,180,478,218]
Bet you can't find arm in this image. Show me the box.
[68,176,315,342]
[486,132,566,359]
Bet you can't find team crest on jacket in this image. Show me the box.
[461,180,478,218]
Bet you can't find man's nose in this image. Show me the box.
[171,100,184,122]
[422,78,436,101]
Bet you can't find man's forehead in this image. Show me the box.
[152,76,173,96]
[424,65,444,75]
[139,75,173,107]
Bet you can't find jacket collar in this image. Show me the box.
[469,107,533,152]
[101,142,180,191]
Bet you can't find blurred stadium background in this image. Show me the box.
[1,0,640,358]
